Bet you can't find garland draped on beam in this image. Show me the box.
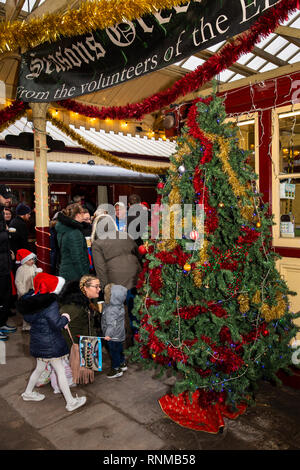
[0,101,28,132]
[0,0,189,54]
[47,113,168,175]
[58,0,299,121]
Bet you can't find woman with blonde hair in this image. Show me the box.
[58,275,102,349]
[91,212,118,243]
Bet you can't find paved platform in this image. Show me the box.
[1,314,300,453]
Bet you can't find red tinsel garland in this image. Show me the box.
[193,166,219,234]
[57,0,298,121]
[0,101,28,128]
[174,302,228,320]
[149,266,163,294]
[237,226,261,245]
[155,245,190,267]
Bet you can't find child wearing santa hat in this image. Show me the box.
[17,272,87,412]
[15,249,43,332]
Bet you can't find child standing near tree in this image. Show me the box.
[17,272,86,412]
[15,249,43,332]
[102,283,128,378]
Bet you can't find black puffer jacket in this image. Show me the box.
[0,206,11,276]
[17,293,69,359]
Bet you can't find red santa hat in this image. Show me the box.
[16,249,36,265]
[33,273,65,295]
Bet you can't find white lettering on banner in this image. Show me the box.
[25,32,106,80]
[26,56,44,79]
[85,33,106,60]
[106,22,136,47]
[19,1,273,101]
[72,42,95,63]
[216,15,230,34]
[240,0,279,23]
[136,17,154,34]
[240,0,260,23]
[262,0,281,11]
[175,30,185,57]
[154,9,173,24]
[192,14,229,46]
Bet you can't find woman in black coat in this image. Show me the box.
[17,272,87,412]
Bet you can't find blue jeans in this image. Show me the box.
[126,288,139,335]
[107,341,124,370]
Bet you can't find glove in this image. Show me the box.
[61,313,70,328]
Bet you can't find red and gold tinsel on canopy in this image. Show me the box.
[58,0,299,120]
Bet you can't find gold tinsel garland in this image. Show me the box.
[192,130,255,289]
[201,130,256,223]
[0,0,189,54]
[193,238,209,288]
[0,108,28,133]
[157,145,183,252]
[261,292,287,322]
[252,290,261,304]
[47,113,168,175]
[238,294,250,314]
[244,290,287,322]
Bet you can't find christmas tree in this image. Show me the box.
[129,92,299,433]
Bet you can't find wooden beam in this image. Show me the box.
[276,25,300,40]
[6,0,25,22]
[28,0,69,18]
[31,0,43,13]
[177,61,300,103]
[195,50,255,77]
[252,46,287,68]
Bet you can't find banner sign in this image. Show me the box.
[17,0,280,103]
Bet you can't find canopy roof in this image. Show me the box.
[0,0,299,138]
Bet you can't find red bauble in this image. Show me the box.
[138,245,147,255]
[157,182,164,190]
[189,230,199,241]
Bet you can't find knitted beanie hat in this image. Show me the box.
[33,273,65,295]
[16,249,36,265]
[16,203,31,216]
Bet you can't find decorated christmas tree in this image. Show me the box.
[129,92,300,433]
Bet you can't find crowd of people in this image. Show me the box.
[0,184,151,413]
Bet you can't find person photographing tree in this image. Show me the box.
[0,184,17,341]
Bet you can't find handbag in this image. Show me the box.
[78,335,102,372]
[66,325,95,384]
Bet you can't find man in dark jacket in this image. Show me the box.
[126,194,150,247]
[9,203,32,254]
[0,184,17,341]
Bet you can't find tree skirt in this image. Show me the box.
[159,391,247,433]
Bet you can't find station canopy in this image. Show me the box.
[0,0,299,144]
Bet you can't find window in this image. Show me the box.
[272,105,300,247]
[225,113,259,182]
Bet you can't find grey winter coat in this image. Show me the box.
[101,284,127,342]
[92,229,142,289]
